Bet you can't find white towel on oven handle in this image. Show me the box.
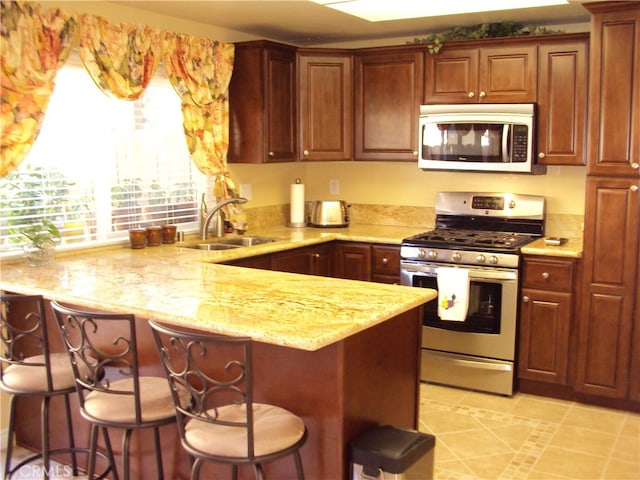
[436,267,470,322]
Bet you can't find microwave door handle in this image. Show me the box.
[502,124,510,163]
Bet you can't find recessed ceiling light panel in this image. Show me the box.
[310,0,569,22]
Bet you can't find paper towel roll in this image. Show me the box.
[290,180,306,227]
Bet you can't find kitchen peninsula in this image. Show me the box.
[0,226,436,479]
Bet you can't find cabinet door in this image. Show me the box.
[576,177,640,398]
[271,248,312,274]
[228,41,296,163]
[371,245,400,284]
[519,289,571,384]
[586,6,640,176]
[266,47,297,162]
[424,47,479,103]
[298,52,352,161]
[478,45,537,102]
[537,38,588,166]
[334,242,371,280]
[354,50,423,161]
[224,255,272,270]
[311,244,333,277]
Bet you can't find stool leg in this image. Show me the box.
[122,429,132,480]
[87,424,99,479]
[101,427,118,480]
[152,427,164,480]
[62,393,78,475]
[294,451,305,480]
[41,396,51,480]
[253,463,265,480]
[3,395,17,479]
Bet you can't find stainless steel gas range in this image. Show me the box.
[400,192,545,395]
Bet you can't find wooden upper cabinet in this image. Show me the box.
[298,51,353,161]
[229,41,297,163]
[354,48,423,161]
[424,42,536,103]
[536,35,589,166]
[585,3,640,176]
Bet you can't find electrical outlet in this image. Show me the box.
[329,179,340,195]
[239,183,252,200]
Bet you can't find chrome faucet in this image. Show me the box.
[200,197,248,240]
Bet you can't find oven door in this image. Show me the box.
[400,261,518,361]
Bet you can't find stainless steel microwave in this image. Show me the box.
[418,103,546,174]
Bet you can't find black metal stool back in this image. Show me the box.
[149,320,307,480]
[51,301,176,480]
[0,294,79,479]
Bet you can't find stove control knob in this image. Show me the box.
[488,255,499,265]
[452,252,462,262]
[417,249,427,259]
[476,254,486,263]
[427,250,438,260]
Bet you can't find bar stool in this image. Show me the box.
[0,294,85,479]
[148,320,308,480]
[50,301,177,480]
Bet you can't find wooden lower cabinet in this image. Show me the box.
[519,256,576,385]
[333,242,371,280]
[271,244,333,276]
[371,244,401,284]
[575,177,639,401]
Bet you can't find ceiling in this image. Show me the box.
[113,1,594,47]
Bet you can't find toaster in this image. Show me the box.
[309,200,349,227]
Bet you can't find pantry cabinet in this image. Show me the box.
[424,42,536,104]
[536,35,589,166]
[298,50,353,161]
[576,2,640,406]
[354,48,423,161]
[228,41,297,163]
[576,177,639,400]
[519,256,576,385]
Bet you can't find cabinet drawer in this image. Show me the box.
[522,258,574,292]
[372,245,400,276]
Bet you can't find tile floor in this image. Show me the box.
[2,383,639,479]
[419,382,640,480]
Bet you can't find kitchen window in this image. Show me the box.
[0,54,206,256]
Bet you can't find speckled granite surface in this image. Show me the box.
[0,225,434,351]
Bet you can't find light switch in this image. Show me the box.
[329,179,340,195]
[239,183,252,200]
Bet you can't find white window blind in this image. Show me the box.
[0,53,205,255]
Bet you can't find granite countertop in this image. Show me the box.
[0,225,434,351]
[520,237,583,258]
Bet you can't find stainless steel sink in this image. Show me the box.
[183,236,282,250]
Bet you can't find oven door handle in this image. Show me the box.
[448,357,513,372]
[401,263,517,281]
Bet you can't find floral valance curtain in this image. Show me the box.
[162,33,237,197]
[0,0,78,177]
[1,3,240,211]
[78,14,162,100]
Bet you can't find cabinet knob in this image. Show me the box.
[381,257,389,265]
[479,91,486,98]
[268,151,275,157]
[522,296,530,303]
[631,185,639,192]
[313,253,320,259]
[631,162,639,170]
[538,152,546,159]
[542,272,550,279]
[412,151,418,156]
[467,92,475,98]
[303,150,309,156]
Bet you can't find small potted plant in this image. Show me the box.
[21,219,61,266]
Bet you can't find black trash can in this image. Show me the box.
[351,425,436,480]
